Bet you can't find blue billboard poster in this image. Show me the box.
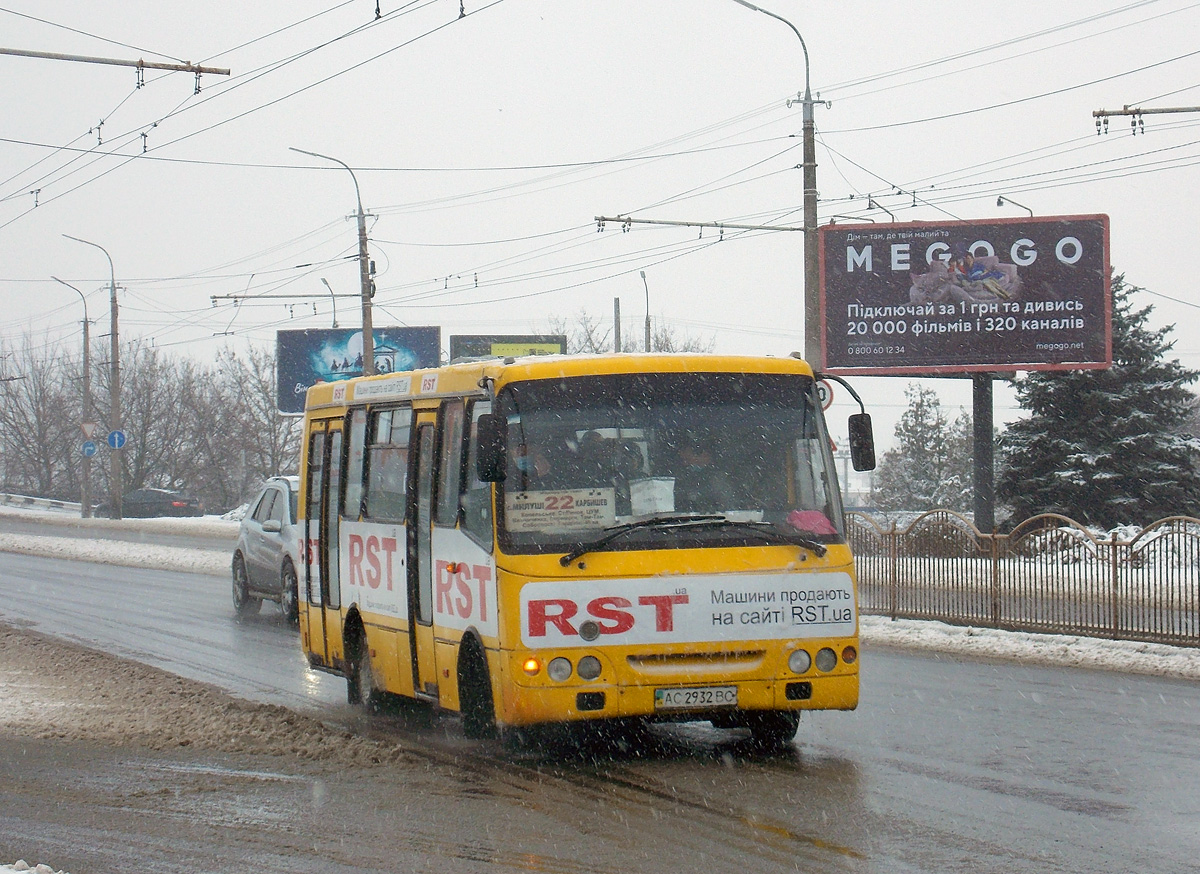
[276,326,441,414]
[819,216,1111,375]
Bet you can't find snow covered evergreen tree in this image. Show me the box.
[875,384,974,512]
[997,275,1200,528]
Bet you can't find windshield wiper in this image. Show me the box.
[559,514,725,566]
[558,514,826,567]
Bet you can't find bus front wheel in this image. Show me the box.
[746,710,800,748]
[346,628,379,712]
[458,641,497,740]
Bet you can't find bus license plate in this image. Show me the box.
[654,686,738,710]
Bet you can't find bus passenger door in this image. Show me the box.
[302,423,345,670]
[408,421,439,699]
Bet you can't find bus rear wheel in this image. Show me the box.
[746,710,800,748]
[458,642,497,740]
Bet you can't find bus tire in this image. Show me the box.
[232,554,261,619]
[346,627,378,712]
[280,559,299,626]
[746,710,800,748]
[458,639,497,740]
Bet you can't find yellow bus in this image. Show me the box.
[297,353,875,745]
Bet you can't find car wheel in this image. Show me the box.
[232,553,262,619]
[280,560,299,625]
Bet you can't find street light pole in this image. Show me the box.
[731,0,822,368]
[52,277,91,518]
[640,270,651,352]
[290,147,374,375]
[320,278,339,328]
[63,234,121,520]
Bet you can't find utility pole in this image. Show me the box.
[291,148,375,375]
[52,277,91,518]
[64,235,121,520]
[1093,104,1200,134]
[0,47,228,91]
[731,0,823,368]
[613,298,622,353]
[640,271,652,353]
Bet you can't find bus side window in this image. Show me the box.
[460,400,493,548]
[365,407,412,521]
[344,409,367,520]
[435,401,465,526]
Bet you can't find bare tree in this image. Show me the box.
[545,310,715,354]
[0,334,78,500]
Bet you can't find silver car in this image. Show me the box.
[232,476,302,623]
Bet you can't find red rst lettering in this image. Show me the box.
[587,597,634,634]
[472,565,491,622]
[638,593,688,632]
[364,535,382,588]
[381,537,398,590]
[454,567,473,619]
[434,560,454,613]
[347,534,365,587]
[527,599,578,637]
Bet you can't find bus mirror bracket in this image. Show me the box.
[476,413,507,482]
[816,372,876,472]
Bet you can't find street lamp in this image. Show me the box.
[51,276,92,518]
[63,234,121,520]
[290,147,374,375]
[731,0,821,368]
[640,270,651,353]
[320,278,339,328]
[997,195,1034,217]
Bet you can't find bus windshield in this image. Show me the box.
[494,370,844,554]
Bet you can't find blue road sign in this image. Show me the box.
[82,440,98,457]
[106,430,127,450]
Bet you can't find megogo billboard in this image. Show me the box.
[819,216,1111,374]
[276,326,441,414]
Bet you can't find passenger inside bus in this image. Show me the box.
[672,432,738,513]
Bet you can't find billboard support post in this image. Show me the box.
[972,373,995,532]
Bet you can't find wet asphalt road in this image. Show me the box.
[1,549,1199,873]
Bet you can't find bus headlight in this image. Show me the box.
[788,649,812,674]
[577,655,602,680]
[547,657,573,682]
[815,647,837,672]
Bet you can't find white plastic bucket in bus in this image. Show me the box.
[630,477,674,516]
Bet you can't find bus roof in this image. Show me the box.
[303,352,816,411]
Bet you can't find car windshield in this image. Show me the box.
[494,370,843,555]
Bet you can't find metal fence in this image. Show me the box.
[848,510,1200,647]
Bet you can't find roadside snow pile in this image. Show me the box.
[861,615,1200,680]
[2,864,69,874]
[0,529,229,575]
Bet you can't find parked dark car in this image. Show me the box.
[101,488,204,518]
[232,476,301,624]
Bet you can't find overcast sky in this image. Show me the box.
[3,0,1199,446]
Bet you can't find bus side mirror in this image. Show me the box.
[476,413,507,482]
[848,413,876,471]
